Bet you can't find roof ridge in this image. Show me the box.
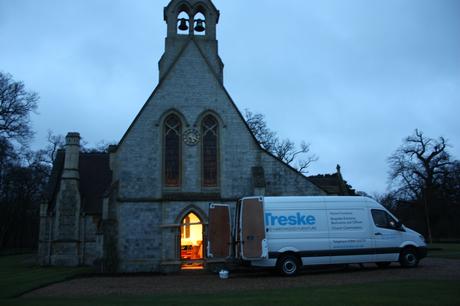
[116,39,194,148]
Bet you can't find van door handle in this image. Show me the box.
[375,232,382,236]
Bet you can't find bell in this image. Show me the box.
[194,19,205,32]
[178,18,189,31]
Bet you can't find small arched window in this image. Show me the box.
[202,115,218,187]
[164,114,182,187]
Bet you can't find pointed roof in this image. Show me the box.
[164,0,220,22]
[47,151,112,214]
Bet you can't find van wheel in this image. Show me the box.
[376,262,391,268]
[277,255,300,277]
[399,248,419,268]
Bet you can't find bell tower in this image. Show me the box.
[159,0,223,82]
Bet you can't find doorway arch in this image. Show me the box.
[179,211,204,269]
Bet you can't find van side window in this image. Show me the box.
[371,209,398,229]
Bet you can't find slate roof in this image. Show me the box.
[47,150,65,212]
[307,172,356,196]
[47,150,112,215]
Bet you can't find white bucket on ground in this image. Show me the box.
[219,269,229,279]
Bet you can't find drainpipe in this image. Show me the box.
[82,213,86,265]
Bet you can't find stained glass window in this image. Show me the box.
[202,115,218,187]
[164,114,181,187]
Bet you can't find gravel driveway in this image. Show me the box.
[23,258,460,298]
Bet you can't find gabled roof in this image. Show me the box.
[307,171,356,196]
[47,151,112,215]
[115,38,328,194]
[79,153,112,214]
[164,0,220,22]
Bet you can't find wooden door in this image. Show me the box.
[207,204,232,259]
[240,197,267,260]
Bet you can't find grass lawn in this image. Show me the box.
[429,243,460,259]
[0,254,92,299]
[1,253,460,306]
[5,280,460,306]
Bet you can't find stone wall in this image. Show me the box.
[38,211,103,267]
[117,203,162,272]
[116,201,215,273]
[79,215,101,266]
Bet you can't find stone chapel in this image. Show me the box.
[38,0,354,273]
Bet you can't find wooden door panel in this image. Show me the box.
[207,204,231,258]
[241,198,266,259]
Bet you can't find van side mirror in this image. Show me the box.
[395,221,405,231]
[389,220,404,231]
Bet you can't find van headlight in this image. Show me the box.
[419,235,426,243]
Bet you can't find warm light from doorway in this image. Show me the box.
[180,213,203,261]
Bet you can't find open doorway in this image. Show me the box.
[180,212,204,269]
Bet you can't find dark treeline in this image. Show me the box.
[0,72,47,249]
[0,139,50,249]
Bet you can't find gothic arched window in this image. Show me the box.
[164,114,182,187]
[202,115,218,187]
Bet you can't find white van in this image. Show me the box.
[207,196,427,276]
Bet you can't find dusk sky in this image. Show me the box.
[1,0,459,195]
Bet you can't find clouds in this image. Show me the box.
[0,0,459,194]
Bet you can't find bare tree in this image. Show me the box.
[0,72,38,145]
[389,129,451,198]
[244,110,277,152]
[28,130,65,169]
[244,109,318,174]
[45,131,65,163]
[388,129,452,242]
[0,72,41,249]
[81,139,118,153]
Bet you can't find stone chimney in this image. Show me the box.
[62,132,80,179]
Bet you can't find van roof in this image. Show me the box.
[256,196,381,207]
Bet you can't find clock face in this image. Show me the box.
[183,128,200,146]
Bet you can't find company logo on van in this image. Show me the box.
[265,212,316,226]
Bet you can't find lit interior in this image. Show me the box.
[180,213,203,261]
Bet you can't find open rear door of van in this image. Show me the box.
[234,200,242,259]
[207,204,232,259]
[240,197,268,260]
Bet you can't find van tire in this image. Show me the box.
[277,255,300,276]
[376,262,391,268]
[399,247,419,268]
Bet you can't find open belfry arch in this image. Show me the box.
[39,0,360,273]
